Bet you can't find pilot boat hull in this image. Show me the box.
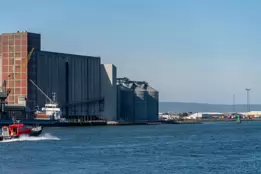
[0,125,43,141]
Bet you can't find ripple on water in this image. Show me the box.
[1,122,261,174]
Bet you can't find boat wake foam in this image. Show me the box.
[0,133,60,143]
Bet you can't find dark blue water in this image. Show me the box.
[1,122,261,174]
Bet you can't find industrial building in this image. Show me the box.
[0,31,103,120]
[29,51,102,119]
[0,31,159,123]
[0,32,40,105]
[100,64,117,121]
[117,77,159,123]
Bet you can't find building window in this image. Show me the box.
[3,47,8,52]
[22,40,27,45]
[15,35,21,39]
[8,46,14,52]
[15,81,21,85]
[15,45,21,51]
[8,96,14,101]
[15,73,20,79]
[15,67,21,72]
[8,40,14,45]
[15,88,20,94]
[15,52,21,57]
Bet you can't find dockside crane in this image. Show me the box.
[0,80,11,114]
[8,47,35,80]
[0,48,35,119]
[0,48,35,108]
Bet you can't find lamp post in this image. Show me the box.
[246,88,251,112]
[233,94,235,112]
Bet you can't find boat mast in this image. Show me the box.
[52,92,57,109]
[12,112,16,124]
[52,92,57,103]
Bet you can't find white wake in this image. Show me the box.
[0,133,60,143]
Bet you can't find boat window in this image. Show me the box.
[13,128,18,134]
[19,127,29,131]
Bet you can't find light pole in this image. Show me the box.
[233,94,235,112]
[246,88,251,112]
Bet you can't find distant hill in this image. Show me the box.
[159,102,261,113]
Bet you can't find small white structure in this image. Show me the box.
[184,112,224,119]
[238,112,247,116]
[159,114,179,120]
[246,111,261,118]
[185,113,202,119]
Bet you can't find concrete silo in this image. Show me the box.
[147,86,159,121]
[134,83,148,122]
[117,83,135,122]
[116,78,159,123]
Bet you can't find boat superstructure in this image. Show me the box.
[0,121,42,141]
[35,93,64,121]
[30,79,66,121]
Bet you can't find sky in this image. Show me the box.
[1,0,261,104]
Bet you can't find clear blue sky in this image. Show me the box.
[1,0,261,104]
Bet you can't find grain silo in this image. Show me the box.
[147,86,159,121]
[117,78,159,123]
[117,83,135,122]
[134,83,148,122]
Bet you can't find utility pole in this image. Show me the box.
[233,94,235,112]
[246,88,251,112]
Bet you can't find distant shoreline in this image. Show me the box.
[159,118,261,125]
[200,118,261,122]
[159,102,261,113]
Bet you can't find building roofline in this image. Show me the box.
[39,50,101,59]
[1,31,40,35]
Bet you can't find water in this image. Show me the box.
[1,122,261,174]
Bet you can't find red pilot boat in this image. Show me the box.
[0,122,42,141]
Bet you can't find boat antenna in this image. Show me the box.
[52,92,56,103]
[12,112,16,124]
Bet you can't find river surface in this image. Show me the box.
[1,121,261,174]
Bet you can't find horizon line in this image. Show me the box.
[160,101,260,105]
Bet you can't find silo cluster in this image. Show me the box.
[117,77,159,123]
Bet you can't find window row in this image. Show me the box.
[2,46,28,52]
[2,52,28,58]
[2,58,28,65]
[2,73,28,81]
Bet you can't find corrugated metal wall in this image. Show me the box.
[28,51,101,117]
[117,84,135,122]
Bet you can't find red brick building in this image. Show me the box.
[0,31,40,105]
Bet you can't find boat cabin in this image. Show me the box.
[2,124,32,137]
